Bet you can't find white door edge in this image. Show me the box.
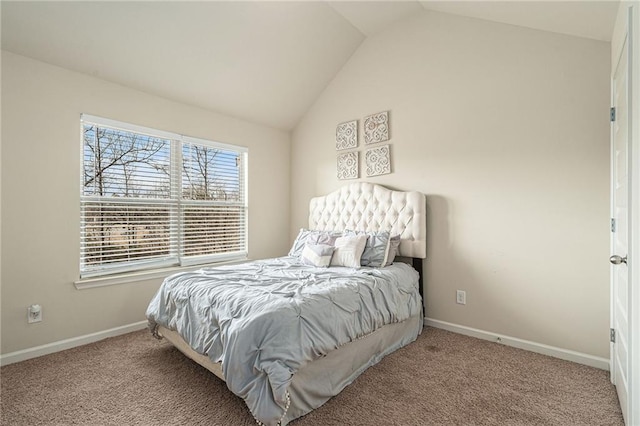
[626,5,639,425]
[610,32,628,386]
[611,6,633,423]
[611,4,639,425]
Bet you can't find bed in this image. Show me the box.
[146,182,427,425]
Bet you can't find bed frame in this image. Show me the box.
[157,182,427,424]
[308,182,427,306]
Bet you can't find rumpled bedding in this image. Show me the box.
[146,257,422,425]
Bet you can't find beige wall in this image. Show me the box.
[291,11,611,357]
[1,51,291,354]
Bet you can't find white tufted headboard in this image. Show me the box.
[308,183,426,259]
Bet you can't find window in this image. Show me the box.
[80,115,247,278]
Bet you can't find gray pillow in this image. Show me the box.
[344,230,391,267]
[289,229,340,257]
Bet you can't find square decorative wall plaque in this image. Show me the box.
[363,111,389,144]
[337,151,359,180]
[365,145,391,177]
[336,120,358,151]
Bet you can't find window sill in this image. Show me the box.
[74,257,249,290]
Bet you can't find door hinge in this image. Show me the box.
[610,328,616,343]
[611,107,616,122]
[611,218,617,233]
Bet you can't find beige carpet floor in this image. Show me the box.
[1,327,623,425]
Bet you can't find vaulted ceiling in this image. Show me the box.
[1,1,619,131]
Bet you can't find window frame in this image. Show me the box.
[79,114,248,279]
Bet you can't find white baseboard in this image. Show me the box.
[2,318,609,371]
[424,318,610,371]
[0,321,148,366]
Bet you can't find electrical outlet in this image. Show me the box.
[456,290,466,305]
[27,304,42,323]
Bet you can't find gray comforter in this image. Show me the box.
[146,257,422,425]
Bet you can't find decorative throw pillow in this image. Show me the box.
[330,235,368,268]
[289,229,340,257]
[344,230,391,267]
[301,244,334,267]
[384,235,402,266]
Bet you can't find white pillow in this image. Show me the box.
[301,244,334,267]
[384,235,401,266]
[330,235,368,268]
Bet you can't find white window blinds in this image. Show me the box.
[80,115,247,278]
[180,140,247,264]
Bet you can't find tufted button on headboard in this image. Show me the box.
[308,183,426,259]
